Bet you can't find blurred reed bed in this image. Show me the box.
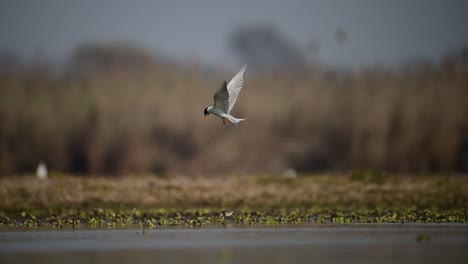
[0,43,467,176]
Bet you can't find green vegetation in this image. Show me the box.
[0,174,466,229]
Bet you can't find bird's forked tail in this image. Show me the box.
[226,115,247,127]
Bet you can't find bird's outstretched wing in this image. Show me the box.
[227,65,247,114]
[213,81,229,114]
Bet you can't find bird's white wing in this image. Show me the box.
[226,65,247,114]
[212,81,229,114]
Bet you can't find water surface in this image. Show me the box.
[1,224,467,264]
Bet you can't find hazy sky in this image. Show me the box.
[1,0,467,68]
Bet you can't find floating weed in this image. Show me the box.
[416,235,430,242]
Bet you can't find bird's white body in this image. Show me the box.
[204,65,248,127]
[206,106,247,127]
[206,105,227,118]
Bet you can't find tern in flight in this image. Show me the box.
[203,65,248,127]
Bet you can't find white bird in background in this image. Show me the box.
[36,161,48,180]
[203,65,248,127]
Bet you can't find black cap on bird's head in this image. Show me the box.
[203,107,209,118]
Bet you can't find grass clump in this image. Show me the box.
[350,169,391,184]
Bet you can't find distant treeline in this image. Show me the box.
[0,43,467,176]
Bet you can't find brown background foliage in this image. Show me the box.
[0,44,467,176]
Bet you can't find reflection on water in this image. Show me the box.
[1,224,467,264]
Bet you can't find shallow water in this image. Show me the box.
[1,224,467,264]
